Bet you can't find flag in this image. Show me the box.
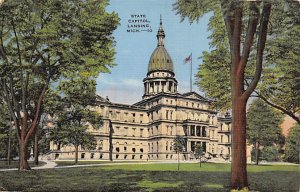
[184,53,192,64]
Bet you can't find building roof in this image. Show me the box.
[148,17,173,74]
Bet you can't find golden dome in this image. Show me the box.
[148,46,173,73]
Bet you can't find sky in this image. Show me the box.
[96,0,212,104]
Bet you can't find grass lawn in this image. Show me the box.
[55,160,146,167]
[0,163,299,192]
[0,160,46,169]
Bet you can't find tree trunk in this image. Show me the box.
[7,117,12,166]
[230,97,248,189]
[255,141,259,165]
[75,145,78,164]
[177,152,180,171]
[34,128,39,165]
[19,141,30,171]
[199,155,201,167]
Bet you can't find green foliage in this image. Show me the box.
[197,7,231,110]
[173,0,216,23]
[251,145,282,162]
[259,2,300,118]
[176,1,300,118]
[0,101,18,159]
[0,0,119,168]
[284,124,300,163]
[173,135,185,153]
[260,146,282,162]
[194,143,204,159]
[247,99,284,163]
[246,99,284,146]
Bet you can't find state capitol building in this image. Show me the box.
[49,19,232,161]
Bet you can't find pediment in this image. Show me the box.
[181,92,208,101]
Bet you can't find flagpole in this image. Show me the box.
[190,53,192,92]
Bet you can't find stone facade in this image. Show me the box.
[49,18,232,161]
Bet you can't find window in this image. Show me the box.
[132,113,135,122]
[98,140,103,150]
[132,155,135,159]
[132,128,136,137]
[202,127,207,137]
[132,148,136,153]
[191,141,195,152]
[140,148,144,153]
[124,112,128,122]
[116,154,119,159]
[191,125,195,136]
[140,129,143,137]
[99,154,103,159]
[91,153,94,159]
[124,155,127,159]
[140,114,143,123]
[81,153,85,159]
[116,147,120,152]
[140,155,143,159]
[115,126,120,135]
[196,126,201,137]
[124,143,127,152]
[124,127,128,136]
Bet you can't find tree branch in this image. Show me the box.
[255,93,300,125]
[231,2,243,72]
[238,2,260,74]
[0,79,21,142]
[221,0,235,48]
[243,2,271,100]
[25,81,49,144]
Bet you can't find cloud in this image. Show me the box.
[97,77,143,104]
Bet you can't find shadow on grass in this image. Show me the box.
[0,166,299,192]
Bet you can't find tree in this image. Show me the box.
[194,143,204,167]
[173,135,185,171]
[0,100,18,163]
[284,125,300,164]
[174,1,273,189]
[0,0,119,170]
[196,2,300,123]
[51,124,97,164]
[246,99,283,165]
[49,77,102,164]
